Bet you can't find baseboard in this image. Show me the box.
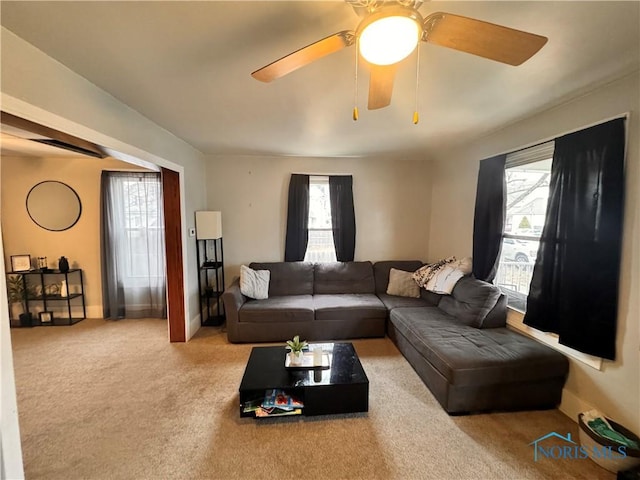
[85,305,103,318]
[187,313,201,341]
[559,387,596,423]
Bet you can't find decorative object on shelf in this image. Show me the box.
[39,311,53,323]
[60,279,68,298]
[286,335,308,366]
[10,255,32,272]
[37,256,51,272]
[45,283,60,297]
[6,274,35,326]
[26,180,82,232]
[58,256,70,273]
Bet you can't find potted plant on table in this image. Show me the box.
[7,275,35,327]
[286,335,308,366]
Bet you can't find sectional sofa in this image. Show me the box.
[221,260,569,413]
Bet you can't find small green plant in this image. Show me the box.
[6,275,36,317]
[286,335,308,354]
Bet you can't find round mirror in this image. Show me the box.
[26,181,82,231]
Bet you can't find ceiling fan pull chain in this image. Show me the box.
[353,36,359,121]
[413,41,421,125]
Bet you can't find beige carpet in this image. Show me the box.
[10,319,614,480]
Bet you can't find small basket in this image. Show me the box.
[578,413,640,473]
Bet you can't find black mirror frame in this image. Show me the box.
[26,180,82,232]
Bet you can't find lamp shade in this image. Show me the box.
[195,211,222,239]
[359,15,420,65]
[356,5,423,66]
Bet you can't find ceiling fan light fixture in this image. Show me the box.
[358,8,423,66]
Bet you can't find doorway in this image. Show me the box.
[1,112,187,341]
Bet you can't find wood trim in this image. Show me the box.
[1,111,107,158]
[162,167,186,342]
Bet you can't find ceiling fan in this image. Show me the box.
[251,0,548,114]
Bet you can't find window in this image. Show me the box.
[495,142,554,311]
[101,171,166,318]
[304,176,337,262]
[285,173,354,262]
[120,176,165,280]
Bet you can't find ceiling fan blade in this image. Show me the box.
[423,12,548,66]
[251,31,355,82]
[367,64,397,110]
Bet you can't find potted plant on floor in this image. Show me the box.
[7,275,35,327]
[286,335,308,366]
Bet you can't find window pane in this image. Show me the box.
[308,181,332,229]
[305,178,337,262]
[304,230,337,263]
[495,158,552,311]
[495,238,539,311]
[503,159,551,236]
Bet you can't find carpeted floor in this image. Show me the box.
[10,319,614,480]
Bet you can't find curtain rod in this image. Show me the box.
[496,112,630,157]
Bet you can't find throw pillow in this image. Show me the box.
[239,265,270,300]
[452,256,473,275]
[386,268,421,298]
[424,264,465,294]
[412,256,457,287]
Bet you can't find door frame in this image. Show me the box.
[1,99,191,341]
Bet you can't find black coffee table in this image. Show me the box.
[239,342,369,418]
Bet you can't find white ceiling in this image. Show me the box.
[1,1,638,158]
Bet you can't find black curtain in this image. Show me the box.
[329,175,356,261]
[524,118,625,360]
[472,155,506,282]
[284,174,310,261]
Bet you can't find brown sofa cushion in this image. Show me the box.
[314,262,375,294]
[249,262,314,296]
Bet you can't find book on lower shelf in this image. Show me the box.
[243,389,304,418]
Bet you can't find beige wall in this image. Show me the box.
[429,72,640,431]
[204,155,432,282]
[1,155,148,318]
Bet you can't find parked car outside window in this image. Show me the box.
[501,238,539,263]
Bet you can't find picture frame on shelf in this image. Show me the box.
[10,255,32,272]
[39,311,53,323]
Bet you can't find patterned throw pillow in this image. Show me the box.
[412,256,457,287]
